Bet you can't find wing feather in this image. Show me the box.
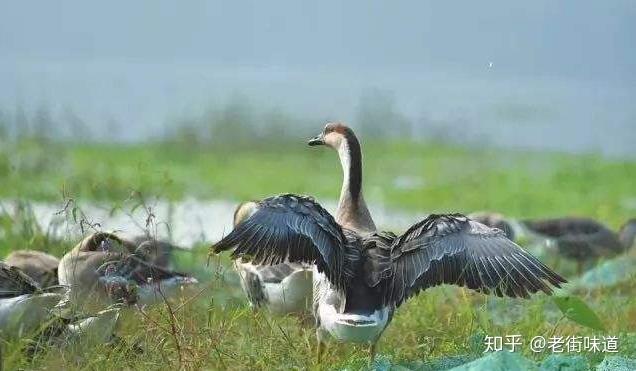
[212,194,357,288]
[0,261,41,297]
[386,214,566,307]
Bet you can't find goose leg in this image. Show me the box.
[317,341,325,363]
[368,341,377,368]
[316,328,327,364]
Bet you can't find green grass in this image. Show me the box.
[2,139,635,226]
[1,138,636,370]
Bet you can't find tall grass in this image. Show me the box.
[1,139,634,226]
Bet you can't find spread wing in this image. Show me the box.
[212,194,357,289]
[0,261,41,297]
[386,214,566,307]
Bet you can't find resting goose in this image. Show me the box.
[5,250,60,287]
[212,122,566,364]
[471,214,636,274]
[129,236,189,270]
[0,262,62,339]
[521,217,636,273]
[58,232,197,309]
[232,201,313,314]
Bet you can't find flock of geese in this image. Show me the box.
[469,212,636,274]
[1,122,634,365]
[0,233,198,353]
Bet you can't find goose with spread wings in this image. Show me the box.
[212,122,566,363]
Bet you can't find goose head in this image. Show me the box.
[308,122,376,232]
[308,122,352,150]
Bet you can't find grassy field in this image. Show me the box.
[1,138,636,370]
[2,139,635,224]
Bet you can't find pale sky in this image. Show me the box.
[1,1,634,154]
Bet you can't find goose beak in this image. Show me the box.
[308,133,325,146]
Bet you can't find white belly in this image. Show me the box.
[263,269,313,314]
[313,267,390,343]
[318,303,390,343]
[235,262,313,314]
[0,293,62,339]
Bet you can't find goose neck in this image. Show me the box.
[335,133,376,232]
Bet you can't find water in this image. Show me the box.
[0,198,419,247]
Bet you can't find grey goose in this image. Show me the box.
[471,213,636,274]
[58,232,197,309]
[4,250,60,288]
[212,122,566,364]
[522,217,636,261]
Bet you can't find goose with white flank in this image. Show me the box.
[63,305,123,347]
[5,250,60,287]
[0,262,62,339]
[58,232,197,309]
[232,201,313,314]
[212,122,567,364]
[26,302,125,356]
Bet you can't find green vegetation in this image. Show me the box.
[1,137,635,370]
[2,139,634,226]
